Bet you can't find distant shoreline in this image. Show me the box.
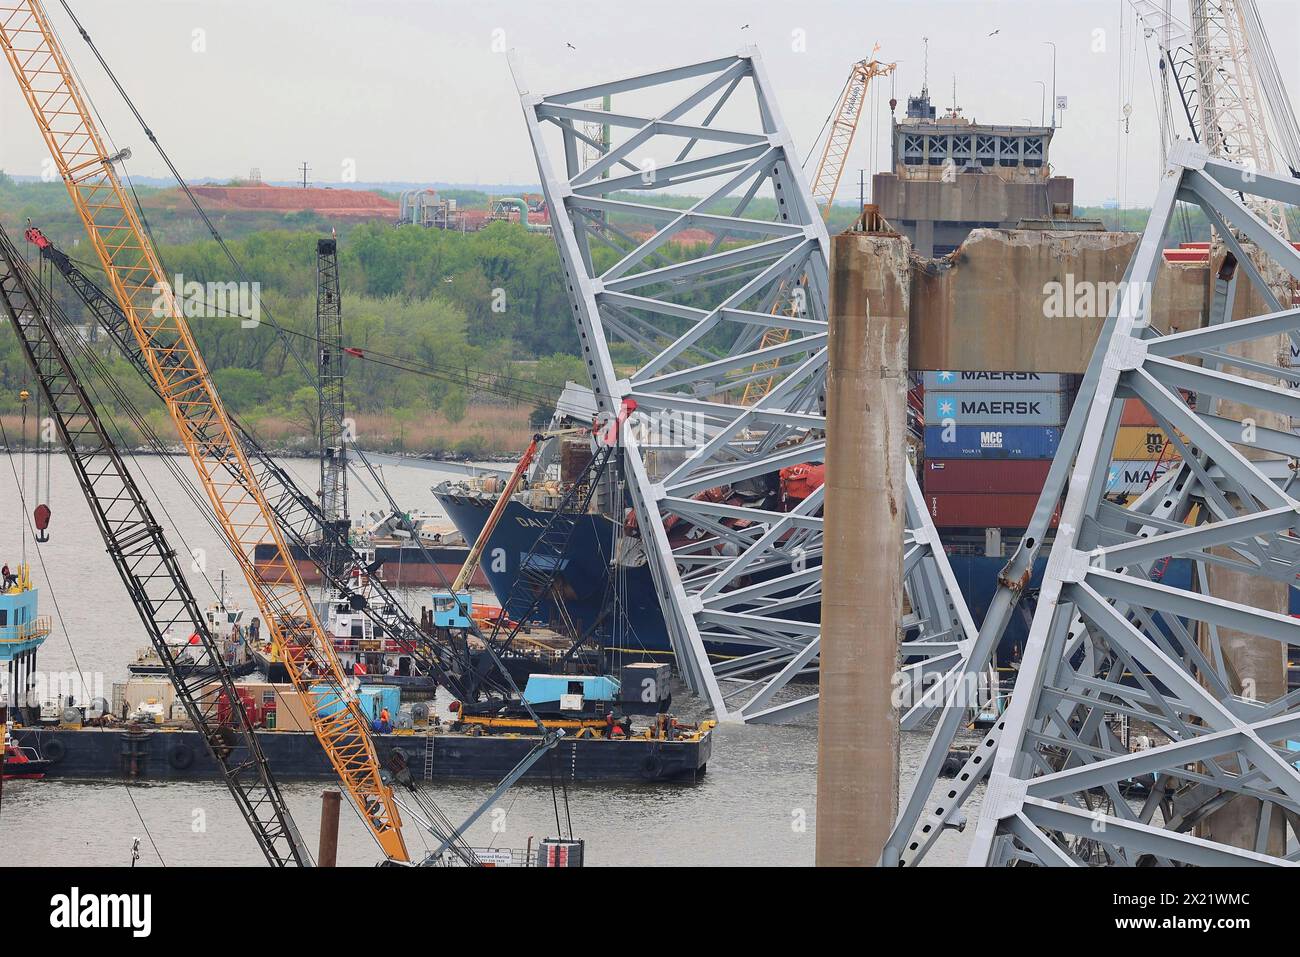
[0,445,522,464]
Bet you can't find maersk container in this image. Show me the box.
[923,458,1052,495]
[1104,459,1174,496]
[927,492,1061,529]
[925,390,1068,427]
[921,371,1074,392]
[923,425,1060,460]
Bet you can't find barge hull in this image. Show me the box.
[253,542,487,589]
[13,726,710,784]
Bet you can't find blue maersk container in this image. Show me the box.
[924,425,1061,460]
[922,371,1073,392]
[924,390,1068,427]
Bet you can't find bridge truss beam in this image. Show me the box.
[519,50,975,724]
[943,142,1300,867]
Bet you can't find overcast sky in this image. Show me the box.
[1,0,1297,205]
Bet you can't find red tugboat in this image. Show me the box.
[3,731,46,780]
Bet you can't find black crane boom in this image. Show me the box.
[0,222,310,866]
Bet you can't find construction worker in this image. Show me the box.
[1,564,15,590]
[379,706,391,733]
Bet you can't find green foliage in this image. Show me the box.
[0,178,880,449]
[440,387,467,424]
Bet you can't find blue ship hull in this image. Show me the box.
[434,489,1300,682]
[434,489,1047,666]
[435,490,678,661]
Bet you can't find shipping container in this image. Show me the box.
[923,425,1061,459]
[1120,398,1156,427]
[1104,459,1174,496]
[1118,392,1195,426]
[1112,426,1181,461]
[923,458,1052,494]
[926,492,1060,528]
[925,390,1069,427]
[921,371,1074,392]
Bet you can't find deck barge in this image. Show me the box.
[11,723,711,784]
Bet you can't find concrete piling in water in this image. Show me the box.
[816,226,910,866]
[318,789,341,867]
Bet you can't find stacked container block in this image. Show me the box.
[921,371,1073,528]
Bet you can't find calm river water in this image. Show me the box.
[0,452,981,866]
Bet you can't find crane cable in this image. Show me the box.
[35,272,233,607]
[0,413,166,865]
[57,0,564,424]
[44,243,564,410]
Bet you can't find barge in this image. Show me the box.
[10,721,712,784]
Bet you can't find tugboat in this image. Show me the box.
[1,561,52,780]
[315,553,438,694]
[251,553,440,696]
[127,571,257,679]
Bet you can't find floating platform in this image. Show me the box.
[11,724,711,784]
[253,541,487,589]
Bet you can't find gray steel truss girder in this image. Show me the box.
[964,142,1300,867]
[521,49,976,724]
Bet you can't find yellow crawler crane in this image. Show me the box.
[740,52,895,406]
[0,0,407,862]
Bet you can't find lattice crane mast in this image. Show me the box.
[315,235,349,580]
[0,222,311,865]
[0,0,407,861]
[1134,0,1296,236]
[809,51,896,216]
[740,50,894,405]
[1189,0,1290,236]
[24,225,486,703]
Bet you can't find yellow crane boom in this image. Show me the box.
[0,0,407,861]
[740,52,895,406]
[809,54,896,216]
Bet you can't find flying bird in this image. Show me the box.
[565,41,576,50]
[741,23,750,29]
[987,29,1000,36]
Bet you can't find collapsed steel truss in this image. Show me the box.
[899,141,1300,866]
[520,50,975,723]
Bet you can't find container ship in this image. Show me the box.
[432,380,1298,685]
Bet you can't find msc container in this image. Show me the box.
[1104,459,1174,496]
[927,492,1061,529]
[921,371,1074,392]
[925,390,1068,427]
[1112,426,1181,461]
[923,458,1052,495]
[923,425,1060,460]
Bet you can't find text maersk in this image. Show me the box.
[960,399,1043,416]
